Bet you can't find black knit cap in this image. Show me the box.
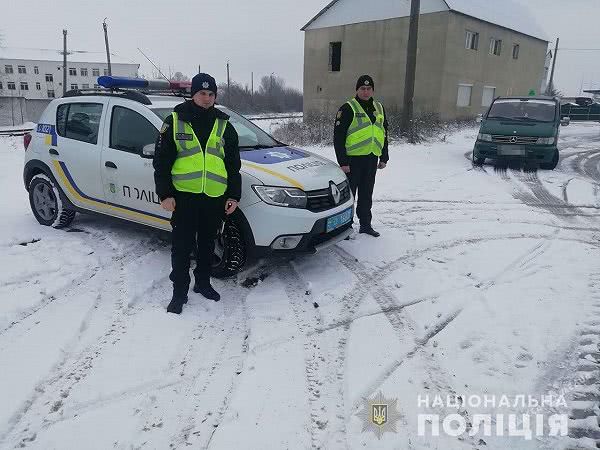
[191,73,218,97]
[356,74,375,91]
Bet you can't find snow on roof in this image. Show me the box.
[302,0,548,42]
[0,47,138,66]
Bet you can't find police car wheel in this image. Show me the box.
[211,217,246,279]
[29,174,76,228]
[473,150,485,166]
[539,149,559,170]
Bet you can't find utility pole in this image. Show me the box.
[103,19,112,76]
[546,38,559,96]
[226,61,230,105]
[198,64,201,74]
[401,0,420,142]
[62,29,68,96]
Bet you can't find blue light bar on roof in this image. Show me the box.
[97,76,190,91]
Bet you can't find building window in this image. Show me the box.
[47,90,55,98]
[482,86,496,107]
[34,66,39,74]
[489,38,502,56]
[7,82,16,90]
[81,68,88,77]
[45,74,54,82]
[92,68,100,77]
[329,42,342,72]
[36,82,41,90]
[70,83,78,90]
[20,82,29,91]
[465,31,479,50]
[512,44,520,59]
[5,65,14,74]
[69,67,77,76]
[0,82,3,90]
[94,84,100,89]
[103,68,109,76]
[18,65,27,74]
[82,83,89,89]
[457,84,473,107]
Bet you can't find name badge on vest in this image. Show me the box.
[176,133,194,141]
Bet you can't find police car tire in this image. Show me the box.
[539,149,559,170]
[29,174,76,228]
[211,217,246,279]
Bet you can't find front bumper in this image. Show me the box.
[244,198,355,259]
[474,141,556,163]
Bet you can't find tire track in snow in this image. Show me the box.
[0,235,166,448]
[277,261,348,450]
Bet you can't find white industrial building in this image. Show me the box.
[0,47,139,100]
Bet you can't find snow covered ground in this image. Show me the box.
[1,123,600,449]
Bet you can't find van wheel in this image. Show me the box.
[211,217,247,279]
[473,150,485,166]
[29,174,76,228]
[540,149,559,170]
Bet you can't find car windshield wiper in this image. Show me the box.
[488,115,525,121]
[239,144,277,150]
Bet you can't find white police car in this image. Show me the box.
[23,76,353,277]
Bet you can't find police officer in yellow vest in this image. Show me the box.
[334,75,389,237]
[154,73,241,314]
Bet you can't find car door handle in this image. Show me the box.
[49,148,59,156]
[105,161,118,169]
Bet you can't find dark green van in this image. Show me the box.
[473,96,570,170]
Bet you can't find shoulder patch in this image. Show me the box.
[337,111,342,119]
[160,122,169,134]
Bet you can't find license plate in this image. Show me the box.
[326,207,353,233]
[498,145,526,156]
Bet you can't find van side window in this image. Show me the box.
[56,103,103,145]
[110,106,158,154]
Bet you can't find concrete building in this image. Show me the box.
[0,47,139,100]
[302,0,549,120]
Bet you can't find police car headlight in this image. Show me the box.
[253,185,307,208]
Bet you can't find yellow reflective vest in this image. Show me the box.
[344,98,386,157]
[170,112,228,197]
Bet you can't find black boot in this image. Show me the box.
[193,282,221,301]
[167,289,188,314]
[359,225,380,237]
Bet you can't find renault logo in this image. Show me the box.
[510,136,518,143]
[330,181,341,205]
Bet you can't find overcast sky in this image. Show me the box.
[1,0,599,95]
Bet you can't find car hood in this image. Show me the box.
[480,119,557,137]
[240,146,347,191]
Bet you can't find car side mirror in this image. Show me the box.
[560,117,570,127]
[142,143,155,158]
[476,114,483,124]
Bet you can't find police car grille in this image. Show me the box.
[491,135,539,144]
[306,181,351,212]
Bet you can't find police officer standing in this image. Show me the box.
[154,73,241,314]
[334,75,389,237]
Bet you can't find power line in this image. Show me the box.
[558,48,600,51]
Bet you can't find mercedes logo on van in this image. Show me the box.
[510,136,518,143]
[330,181,341,205]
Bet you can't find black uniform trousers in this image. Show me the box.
[347,154,378,227]
[169,192,224,295]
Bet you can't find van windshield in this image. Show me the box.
[151,105,282,149]
[487,100,557,122]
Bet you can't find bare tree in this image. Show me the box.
[171,72,189,82]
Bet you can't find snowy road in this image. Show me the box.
[1,124,600,449]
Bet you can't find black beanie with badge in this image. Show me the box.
[191,73,218,97]
[356,74,375,91]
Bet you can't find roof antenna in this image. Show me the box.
[137,48,170,83]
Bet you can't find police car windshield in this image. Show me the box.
[151,106,281,149]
